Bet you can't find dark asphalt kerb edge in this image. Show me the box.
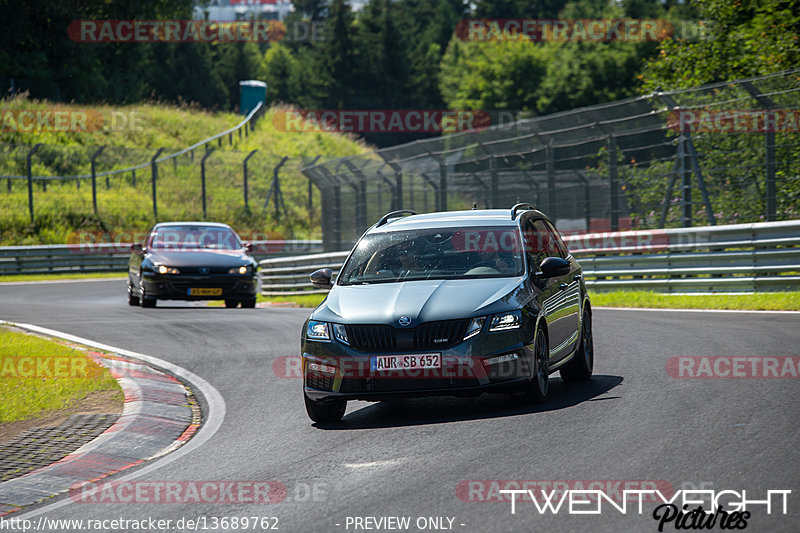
[0,321,227,519]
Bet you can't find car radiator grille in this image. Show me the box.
[345,319,470,352]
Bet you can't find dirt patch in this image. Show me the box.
[0,389,123,444]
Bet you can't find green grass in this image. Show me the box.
[0,326,122,424]
[590,290,800,311]
[0,97,370,246]
[0,272,125,283]
[258,293,326,308]
[256,290,800,310]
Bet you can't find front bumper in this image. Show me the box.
[302,332,535,402]
[142,274,257,300]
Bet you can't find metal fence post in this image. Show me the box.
[606,135,619,231]
[90,146,106,215]
[679,134,692,227]
[438,160,447,211]
[546,140,556,218]
[131,169,136,187]
[151,148,166,221]
[490,156,499,208]
[243,149,258,211]
[201,148,215,220]
[26,144,42,223]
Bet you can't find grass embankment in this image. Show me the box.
[590,290,800,311]
[0,97,370,245]
[0,325,123,424]
[257,291,800,310]
[0,272,125,283]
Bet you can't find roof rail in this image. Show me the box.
[376,210,418,227]
[511,203,535,220]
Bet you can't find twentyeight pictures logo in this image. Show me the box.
[273,110,492,134]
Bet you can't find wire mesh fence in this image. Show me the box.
[2,71,799,250]
[303,69,800,251]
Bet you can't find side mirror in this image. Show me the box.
[131,243,143,253]
[244,242,255,253]
[537,257,570,278]
[310,268,333,290]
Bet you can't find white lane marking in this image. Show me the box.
[1,321,226,518]
[594,306,800,315]
[0,277,125,286]
[344,459,405,469]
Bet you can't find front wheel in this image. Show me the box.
[519,324,549,403]
[224,299,239,308]
[241,297,256,308]
[127,283,140,306]
[561,307,593,382]
[304,393,346,423]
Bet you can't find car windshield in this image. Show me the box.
[149,226,242,250]
[338,227,525,285]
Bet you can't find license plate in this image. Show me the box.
[188,288,222,296]
[370,354,441,372]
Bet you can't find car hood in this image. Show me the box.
[314,277,527,325]
[145,249,252,267]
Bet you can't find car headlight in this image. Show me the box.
[463,317,486,340]
[157,265,180,275]
[332,324,349,345]
[489,311,522,331]
[229,265,251,274]
[306,320,330,341]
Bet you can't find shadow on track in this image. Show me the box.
[314,374,623,430]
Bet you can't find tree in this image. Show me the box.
[640,0,800,91]
[259,44,298,104]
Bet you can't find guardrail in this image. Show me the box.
[0,240,322,276]
[258,220,800,295]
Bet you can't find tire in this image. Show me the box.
[241,297,256,308]
[304,393,346,423]
[561,307,593,382]
[127,284,140,306]
[224,299,239,308]
[520,324,549,403]
[140,296,156,308]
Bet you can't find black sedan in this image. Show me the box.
[127,222,259,308]
[300,205,594,423]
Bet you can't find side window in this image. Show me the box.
[544,221,569,258]
[524,219,553,268]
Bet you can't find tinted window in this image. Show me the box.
[524,219,561,266]
[544,221,570,258]
[338,227,525,285]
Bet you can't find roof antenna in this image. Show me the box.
[472,203,478,210]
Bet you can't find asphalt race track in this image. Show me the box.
[1,279,798,532]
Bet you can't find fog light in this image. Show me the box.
[483,352,520,366]
[307,362,337,374]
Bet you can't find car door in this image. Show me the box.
[525,218,569,359]
[543,219,581,357]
